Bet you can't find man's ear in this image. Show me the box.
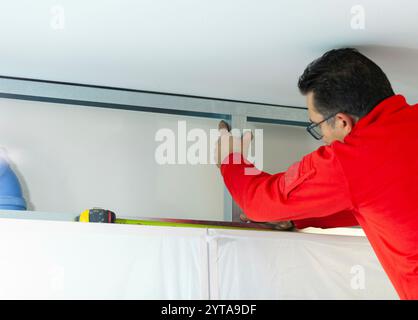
[335,113,355,134]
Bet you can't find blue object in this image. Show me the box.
[0,156,26,210]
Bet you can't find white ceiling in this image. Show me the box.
[0,0,417,107]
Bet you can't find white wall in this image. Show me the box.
[0,97,321,221]
[0,97,225,220]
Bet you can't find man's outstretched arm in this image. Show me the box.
[220,146,355,223]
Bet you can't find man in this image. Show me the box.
[215,48,418,299]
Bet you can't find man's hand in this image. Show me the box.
[216,121,295,231]
[241,212,295,231]
[214,121,253,168]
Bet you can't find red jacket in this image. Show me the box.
[221,95,418,299]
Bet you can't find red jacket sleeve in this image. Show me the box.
[292,209,359,229]
[220,146,354,222]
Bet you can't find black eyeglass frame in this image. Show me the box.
[306,112,339,140]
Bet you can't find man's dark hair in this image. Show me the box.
[298,48,394,119]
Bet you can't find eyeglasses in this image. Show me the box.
[306,113,338,140]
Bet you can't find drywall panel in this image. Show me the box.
[0,97,224,220]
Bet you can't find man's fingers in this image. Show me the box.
[216,121,255,167]
[242,131,253,144]
[241,130,253,158]
[218,120,231,137]
[265,220,295,231]
[216,121,232,167]
[218,120,231,132]
[219,128,229,137]
[240,213,251,222]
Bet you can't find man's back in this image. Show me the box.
[333,94,418,299]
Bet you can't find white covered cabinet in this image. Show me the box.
[0,217,208,299]
[0,211,398,299]
[208,229,397,299]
